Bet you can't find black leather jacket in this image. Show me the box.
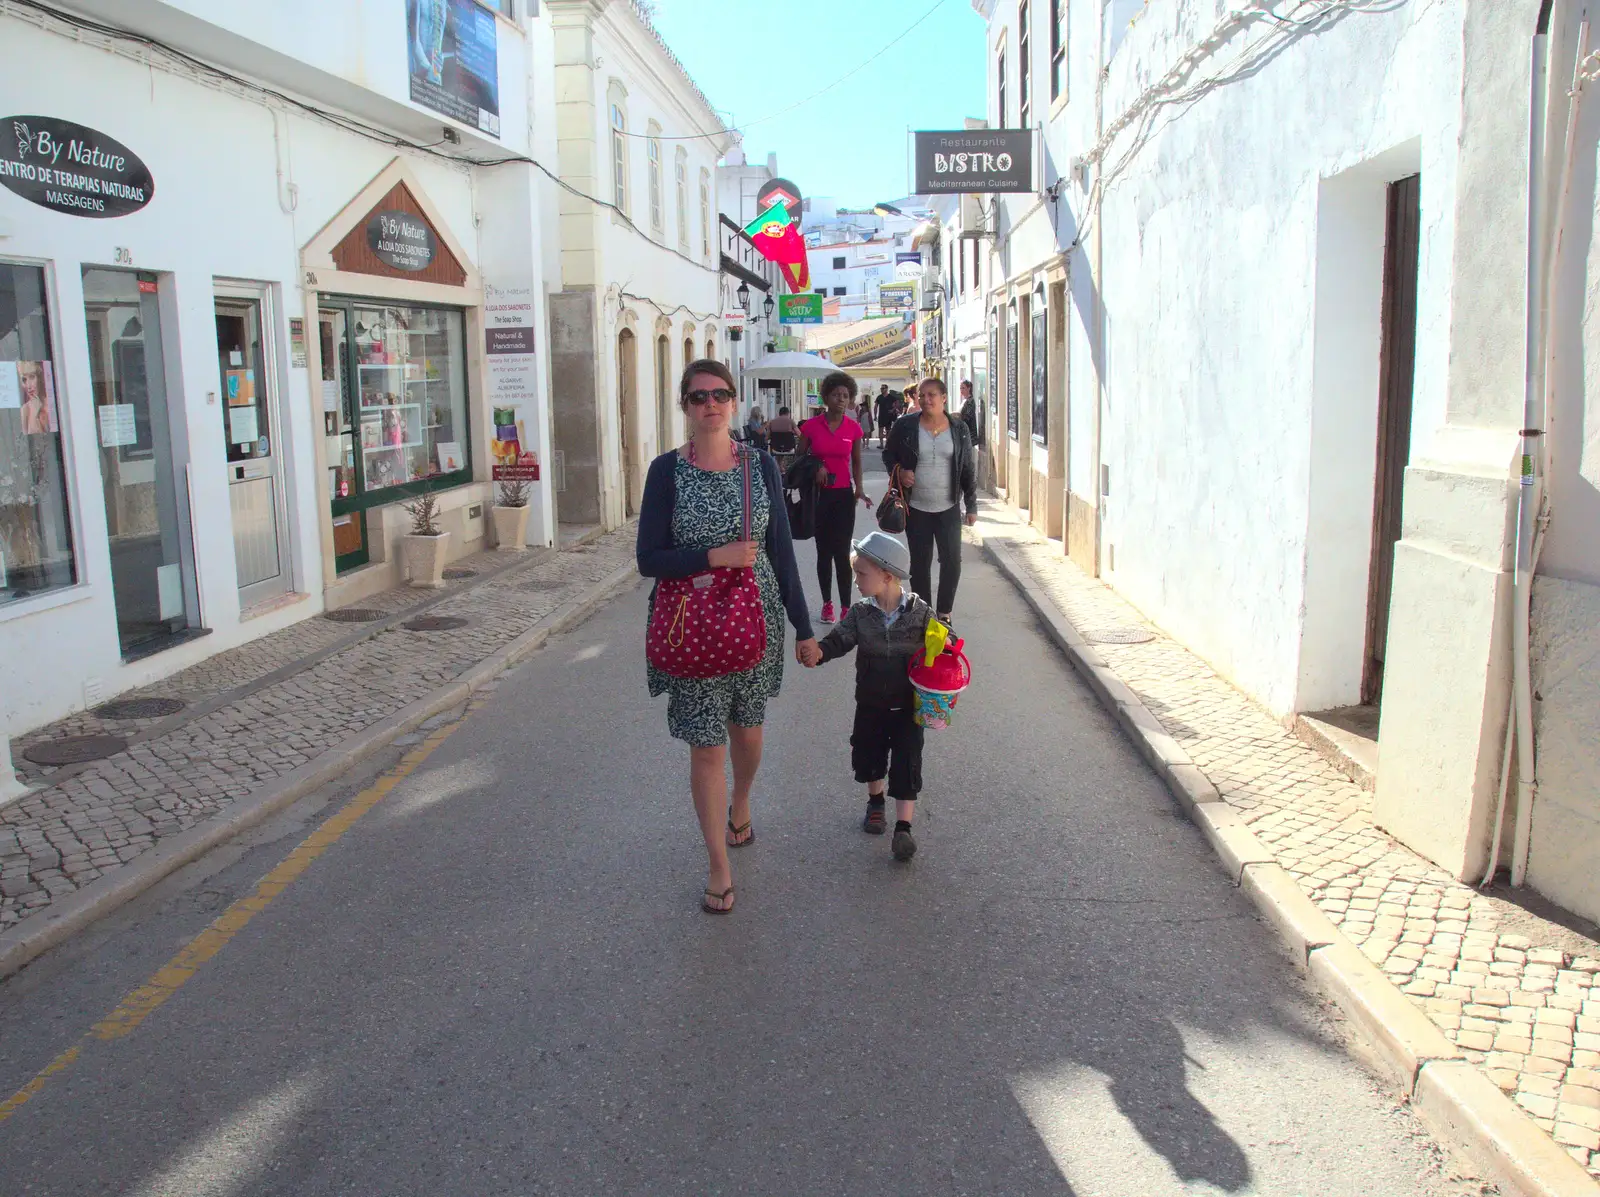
[881,413,977,517]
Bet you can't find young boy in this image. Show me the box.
[808,531,933,862]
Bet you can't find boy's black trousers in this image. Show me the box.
[851,698,924,800]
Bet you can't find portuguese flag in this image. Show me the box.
[743,201,811,294]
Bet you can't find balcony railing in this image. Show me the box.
[719,215,776,290]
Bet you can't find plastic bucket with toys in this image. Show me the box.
[907,619,971,731]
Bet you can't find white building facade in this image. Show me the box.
[971,0,1600,923]
[546,0,732,528]
[1,0,562,777]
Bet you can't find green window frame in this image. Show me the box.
[322,295,472,572]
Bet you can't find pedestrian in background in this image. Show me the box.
[874,384,897,448]
[957,379,978,443]
[855,396,874,441]
[744,405,767,450]
[637,360,820,914]
[804,531,932,863]
[882,377,977,625]
[797,371,872,623]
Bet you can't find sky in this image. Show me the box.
[646,0,988,210]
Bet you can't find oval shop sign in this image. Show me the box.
[366,209,436,272]
[0,116,154,218]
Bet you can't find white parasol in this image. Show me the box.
[739,351,840,380]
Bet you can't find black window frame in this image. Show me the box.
[997,45,1007,128]
[1019,0,1032,130]
[1050,0,1067,101]
[832,287,847,297]
[832,256,847,269]
[322,293,474,527]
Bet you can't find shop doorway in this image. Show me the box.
[215,286,290,609]
[83,268,201,658]
[617,329,639,516]
[1363,173,1421,707]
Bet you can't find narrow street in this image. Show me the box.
[0,481,1474,1196]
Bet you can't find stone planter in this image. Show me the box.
[403,531,450,588]
[492,504,531,551]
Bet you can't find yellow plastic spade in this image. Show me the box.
[922,618,950,668]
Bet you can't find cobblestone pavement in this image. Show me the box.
[0,529,636,932]
[976,503,1600,1177]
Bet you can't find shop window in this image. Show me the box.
[322,298,471,543]
[83,268,200,655]
[0,262,75,605]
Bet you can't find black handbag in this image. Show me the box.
[876,466,909,534]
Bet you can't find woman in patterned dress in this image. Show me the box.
[637,360,820,914]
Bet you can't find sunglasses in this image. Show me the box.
[686,388,737,406]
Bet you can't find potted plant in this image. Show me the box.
[492,478,531,551]
[401,485,450,587]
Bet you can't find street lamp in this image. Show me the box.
[762,293,775,320]
[736,280,751,313]
[873,202,905,218]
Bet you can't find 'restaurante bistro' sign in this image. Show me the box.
[914,129,1033,195]
[0,116,154,218]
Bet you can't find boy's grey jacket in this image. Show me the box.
[817,593,934,705]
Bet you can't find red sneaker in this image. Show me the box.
[820,601,837,624]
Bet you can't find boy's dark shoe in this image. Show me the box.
[892,826,917,862]
[862,803,887,834]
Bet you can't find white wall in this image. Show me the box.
[0,12,542,737]
[1524,19,1600,923]
[588,7,724,521]
[1024,0,1463,713]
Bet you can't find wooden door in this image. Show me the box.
[1363,174,1421,706]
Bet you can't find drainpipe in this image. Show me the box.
[1503,0,1559,888]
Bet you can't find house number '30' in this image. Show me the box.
[113,247,132,265]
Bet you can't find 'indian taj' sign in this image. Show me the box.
[0,116,154,218]
[914,130,1033,195]
[366,210,436,272]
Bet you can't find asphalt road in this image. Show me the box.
[0,471,1483,1196]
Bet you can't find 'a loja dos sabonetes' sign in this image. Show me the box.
[1,116,154,218]
[914,129,1034,194]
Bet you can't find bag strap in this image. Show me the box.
[741,445,753,542]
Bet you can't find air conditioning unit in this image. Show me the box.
[959,193,988,239]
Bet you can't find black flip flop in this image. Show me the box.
[702,885,735,914]
[727,819,755,848]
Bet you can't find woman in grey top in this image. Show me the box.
[881,377,978,622]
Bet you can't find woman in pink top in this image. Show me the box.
[798,372,872,622]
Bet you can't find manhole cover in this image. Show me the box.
[442,567,478,580]
[324,608,385,623]
[403,615,469,632]
[23,735,129,766]
[94,697,187,719]
[1083,627,1155,644]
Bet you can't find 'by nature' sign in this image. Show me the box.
[1,117,154,218]
[914,129,1033,194]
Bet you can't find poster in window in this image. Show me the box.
[989,323,998,418]
[1031,310,1048,444]
[18,361,57,435]
[408,0,501,138]
[1006,322,1019,440]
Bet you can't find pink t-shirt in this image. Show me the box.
[800,413,864,489]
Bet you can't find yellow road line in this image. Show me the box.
[0,701,480,1124]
